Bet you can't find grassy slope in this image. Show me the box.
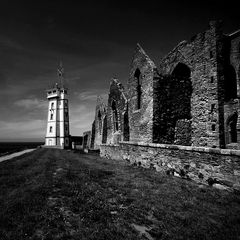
[0,148,240,240]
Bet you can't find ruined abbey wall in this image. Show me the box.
[87,20,240,188]
[90,20,240,150]
[93,96,106,149]
[106,79,128,144]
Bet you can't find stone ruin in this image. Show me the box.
[83,21,240,189]
[88,20,240,150]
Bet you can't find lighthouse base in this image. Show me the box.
[45,137,70,149]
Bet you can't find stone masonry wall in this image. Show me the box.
[100,142,240,191]
[127,44,158,143]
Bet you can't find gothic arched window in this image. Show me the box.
[123,104,130,141]
[227,112,238,143]
[172,63,191,79]
[98,110,102,134]
[111,100,118,132]
[134,68,142,109]
[102,116,108,144]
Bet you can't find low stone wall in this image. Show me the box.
[100,141,240,191]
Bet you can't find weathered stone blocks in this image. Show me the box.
[100,141,240,191]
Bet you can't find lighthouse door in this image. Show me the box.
[48,139,52,146]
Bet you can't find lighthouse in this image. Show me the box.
[45,63,70,148]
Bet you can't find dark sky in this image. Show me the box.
[0,0,239,141]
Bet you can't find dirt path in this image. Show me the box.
[0,148,240,240]
[0,148,36,163]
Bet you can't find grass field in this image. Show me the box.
[0,148,240,240]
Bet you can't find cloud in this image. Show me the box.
[70,104,87,114]
[69,89,109,135]
[75,91,98,101]
[14,98,47,109]
[0,35,25,51]
[75,90,108,102]
[69,103,95,135]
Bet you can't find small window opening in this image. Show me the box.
[49,126,53,133]
[210,51,213,59]
[211,124,216,131]
[203,64,206,73]
[211,76,214,83]
[50,114,53,120]
[211,104,215,112]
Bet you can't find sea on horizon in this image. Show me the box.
[0,142,44,157]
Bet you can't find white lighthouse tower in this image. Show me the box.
[45,63,70,148]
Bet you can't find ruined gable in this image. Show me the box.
[127,44,158,143]
[93,96,107,149]
[155,21,226,148]
[106,78,128,144]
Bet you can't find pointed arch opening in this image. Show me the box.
[98,110,102,135]
[172,63,192,145]
[226,112,238,144]
[153,62,192,145]
[111,100,119,132]
[102,116,108,144]
[134,68,142,110]
[90,120,95,149]
[224,65,237,101]
[123,105,130,141]
[172,62,191,79]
